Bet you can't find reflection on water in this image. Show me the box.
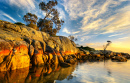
[0,60,130,83]
[0,67,29,83]
[0,63,77,83]
[56,60,130,83]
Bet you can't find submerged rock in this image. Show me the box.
[111,56,127,62]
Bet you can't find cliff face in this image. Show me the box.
[0,20,79,71]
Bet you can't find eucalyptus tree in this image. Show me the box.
[23,13,38,24]
[37,0,64,36]
[23,13,38,30]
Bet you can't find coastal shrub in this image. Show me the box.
[14,22,25,25]
[27,23,39,30]
[78,46,95,51]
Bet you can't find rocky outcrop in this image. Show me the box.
[89,50,129,62]
[0,20,80,71]
[111,56,127,62]
[0,20,129,71]
[0,40,30,71]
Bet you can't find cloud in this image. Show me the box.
[8,0,36,10]
[62,0,126,20]
[62,0,130,37]
[80,36,91,41]
[119,37,129,39]
[0,11,17,22]
[72,31,80,34]
[81,7,130,35]
[102,11,130,34]
[62,27,80,35]
[17,14,21,18]
[56,7,66,20]
[62,27,71,34]
[86,43,102,46]
[62,0,97,20]
[108,33,124,37]
[3,13,17,22]
[81,19,102,32]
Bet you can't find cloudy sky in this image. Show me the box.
[0,0,130,53]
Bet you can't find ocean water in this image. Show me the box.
[0,60,130,83]
[56,60,130,83]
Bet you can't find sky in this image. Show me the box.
[0,0,130,53]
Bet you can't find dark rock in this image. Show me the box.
[66,59,75,64]
[60,62,71,67]
[111,56,127,62]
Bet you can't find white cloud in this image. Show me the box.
[108,33,124,37]
[72,31,80,34]
[80,36,91,41]
[62,27,71,34]
[3,13,17,22]
[56,7,66,20]
[63,0,97,20]
[80,8,130,35]
[17,14,21,18]
[0,10,17,22]
[81,19,102,32]
[62,27,80,35]
[119,37,129,39]
[8,0,36,10]
[101,11,130,34]
[63,0,130,36]
[62,0,126,20]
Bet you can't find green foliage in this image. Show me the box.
[38,0,64,36]
[77,46,95,51]
[14,22,25,25]
[23,13,38,25]
[27,23,39,30]
[23,13,38,30]
[38,19,53,34]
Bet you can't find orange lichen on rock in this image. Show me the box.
[0,39,12,57]
[14,45,28,55]
[32,53,44,66]
[35,74,40,77]
[65,51,75,55]
[55,66,61,71]
[29,75,31,80]
[0,49,11,56]
[47,66,52,74]
[56,52,61,56]
[81,54,86,56]
[60,51,66,56]
[51,52,56,55]
[37,49,43,54]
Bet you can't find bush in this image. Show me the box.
[14,22,25,25]
[27,23,39,30]
[77,46,95,51]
